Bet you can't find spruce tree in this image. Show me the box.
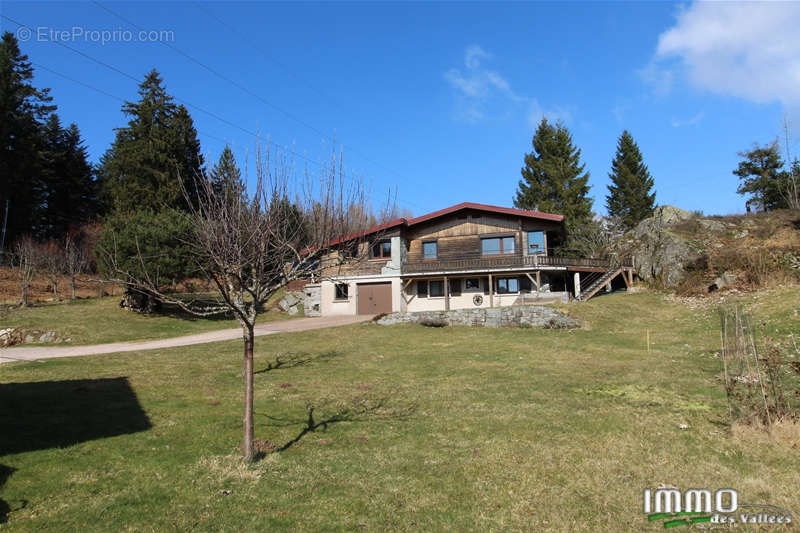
[39,115,96,238]
[0,31,56,247]
[209,145,244,201]
[99,69,203,213]
[514,118,594,235]
[605,130,656,231]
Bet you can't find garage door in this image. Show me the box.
[357,282,392,315]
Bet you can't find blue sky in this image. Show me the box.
[2,1,797,217]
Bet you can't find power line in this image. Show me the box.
[91,1,426,198]
[2,12,422,213]
[32,62,229,145]
[1,13,324,169]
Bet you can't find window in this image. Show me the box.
[448,278,461,296]
[417,280,428,297]
[496,277,519,294]
[465,278,480,290]
[334,283,349,300]
[528,231,545,254]
[371,239,392,259]
[481,236,515,255]
[423,240,438,259]
[429,280,444,297]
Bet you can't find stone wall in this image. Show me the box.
[376,305,579,329]
[303,284,321,317]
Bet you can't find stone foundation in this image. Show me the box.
[376,305,579,329]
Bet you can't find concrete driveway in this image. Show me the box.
[0,315,372,364]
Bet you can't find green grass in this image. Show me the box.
[1,288,799,531]
[0,293,297,345]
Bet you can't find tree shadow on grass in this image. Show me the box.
[254,350,341,374]
[254,388,417,458]
[0,377,151,456]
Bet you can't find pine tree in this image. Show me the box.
[514,118,594,236]
[38,115,96,238]
[0,31,56,248]
[605,130,656,231]
[733,142,786,212]
[99,69,203,213]
[209,145,244,201]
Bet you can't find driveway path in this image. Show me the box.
[0,315,372,364]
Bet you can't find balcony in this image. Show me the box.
[402,252,633,275]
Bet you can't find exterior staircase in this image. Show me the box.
[577,267,623,301]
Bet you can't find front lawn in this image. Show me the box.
[1,288,798,531]
[1,292,297,345]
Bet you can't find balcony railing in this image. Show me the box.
[402,253,633,274]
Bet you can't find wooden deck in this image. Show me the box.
[402,253,633,275]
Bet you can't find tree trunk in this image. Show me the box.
[242,325,255,461]
[70,276,76,299]
[21,283,28,307]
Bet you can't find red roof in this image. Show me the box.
[407,201,563,226]
[328,202,563,245]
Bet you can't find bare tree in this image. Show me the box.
[64,235,88,299]
[100,144,377,461]
[11,236,39,307]
[39,240,65,301]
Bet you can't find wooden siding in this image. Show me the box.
[406,213,561,264]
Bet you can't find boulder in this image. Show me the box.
[613,205,699,288]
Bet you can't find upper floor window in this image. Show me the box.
[481,236,515,255]
[371,239,392,259]
[423,240,438,259]
[528,231,545,254]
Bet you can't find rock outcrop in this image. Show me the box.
[613,206,698,288]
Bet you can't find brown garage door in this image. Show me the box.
[357,282,392,315]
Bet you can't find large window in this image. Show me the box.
[528,231,545,254]
[371,239,392,259]
[496,277,519,294]
[334,283,349,300]
[423,240,438,259]
[481,236,515,255]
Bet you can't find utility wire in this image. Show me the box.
[2,12,420,213]
[92,1,424,195]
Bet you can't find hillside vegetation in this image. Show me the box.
[614,207,800,295]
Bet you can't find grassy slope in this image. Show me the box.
[1,288,798,531]
[1,293,296,345]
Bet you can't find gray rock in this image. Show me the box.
[710,271,737,291]
[613,205,699,288]
[698,219,726,232]
[39,331,56,343]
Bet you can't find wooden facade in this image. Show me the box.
[312,202,636,311]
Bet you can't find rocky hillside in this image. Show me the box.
[613,206,800,295]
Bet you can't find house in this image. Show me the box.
[303,202,635,317]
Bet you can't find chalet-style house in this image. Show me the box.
[304,202,635,317]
